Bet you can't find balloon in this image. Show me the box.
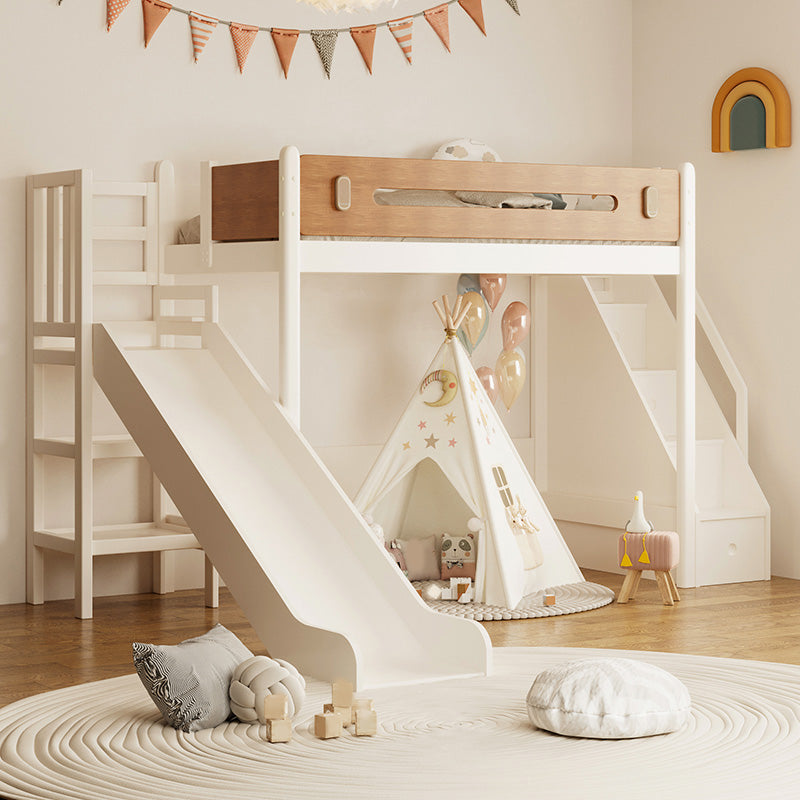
[475,366,499,404]
[479,274,507,312]
[456,273,481,295]
[458,290,489,350]
[495,349,526,411]
[501,301,531,351]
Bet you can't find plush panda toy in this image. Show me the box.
[440,533,476,580]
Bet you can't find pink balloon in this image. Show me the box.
[479,274,507,312]
[476,366,499,404]
[501,301,531,351]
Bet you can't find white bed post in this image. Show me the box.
[279,146,301,427]
[676,163,696,588]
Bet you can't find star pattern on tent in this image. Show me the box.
[425,434,439,449]
[469,378,478,394]
[402,441,411,450]
[445,412,457,425]
[448,438,457,448]
[417,420,427,430]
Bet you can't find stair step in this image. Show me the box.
[698,508,767,522]
[631,369,676,438]
[664,437,724,509]
[597,303,647,369]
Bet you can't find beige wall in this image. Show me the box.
[0,0,633,604]
[632,0,800,578]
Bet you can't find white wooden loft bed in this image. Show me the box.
[162,146,697,587]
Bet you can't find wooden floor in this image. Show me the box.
[3,569,800,707]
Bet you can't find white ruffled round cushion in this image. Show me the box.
[526,658,691,739]
[229,656,306,723]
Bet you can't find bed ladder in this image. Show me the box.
[26,165,219,619]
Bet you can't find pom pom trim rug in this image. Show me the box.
[2,647,800,800]
[413,580,615,619]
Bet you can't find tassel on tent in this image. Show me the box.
[142,0,171,47]
[424,5,451,52]
[311,29,339,79]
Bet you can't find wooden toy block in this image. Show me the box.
[351,698,374,725]
[266,718,292,743]
[263,693,289,721]
[543,592,556,606]
[324,703,352,725]
[331,680,354,708]
[354,708,378,736]
[314,712,343,739]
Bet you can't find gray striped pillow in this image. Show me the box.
[133,624,253,732]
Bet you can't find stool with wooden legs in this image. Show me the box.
[616,530,680,606]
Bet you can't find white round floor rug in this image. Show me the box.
[1,647,799,800]
[414,580,615,619]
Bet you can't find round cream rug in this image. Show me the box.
[1,647,798,800]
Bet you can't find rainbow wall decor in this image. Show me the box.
[712,68,791,152]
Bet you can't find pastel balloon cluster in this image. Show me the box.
[455,273,531,411]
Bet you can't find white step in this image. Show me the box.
[597,303,647,369]
[632,369,676,438]
[696,513,769,585]
[665,437,724,509]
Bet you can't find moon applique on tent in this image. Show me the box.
[421,370,458,407]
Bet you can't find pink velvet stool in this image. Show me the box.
[617,530,680,606]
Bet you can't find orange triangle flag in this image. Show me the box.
[271,29,299,79]
[107,0,132,31]
[189,12,218,62]
[142,0,171,47]
[229,23,258,73]
[350,24,376,74]
[424,5,450,52]
[387,17,413,65]
[459,0,486,36]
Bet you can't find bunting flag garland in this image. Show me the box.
[349,24,377,74]
[311,29,339,79]
[107,0,132,31]
[387,17,413,65]
[189,12,217,61]
[142,0,171,47]
[96,0,519,79]
[459,0,486,35]
[229,22,258,73]
[424,4,450,52]
[271,29,300,78]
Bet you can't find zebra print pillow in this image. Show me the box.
[133,624,253,732]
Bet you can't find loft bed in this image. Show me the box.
[162,146,698,588]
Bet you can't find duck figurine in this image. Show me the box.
[621,490,654,566]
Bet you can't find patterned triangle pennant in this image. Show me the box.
[311,29,338,80]
[350,24,377,74]
[458,0,487,36]
[387,17,413,65]
[271,28,299,78]
[504,0,521,15]
[424,5,450,53]
[229,23,258,73]
[189,12,218,62]
[142,0,171,47]
[107,0,132,31]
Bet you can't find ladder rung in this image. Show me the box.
[34,348,75,366]
[33,322,75,337]
[93,226,147,241]
[93,181,149,198]
[93,271,155,285]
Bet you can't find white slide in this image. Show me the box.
[93,322,491,689]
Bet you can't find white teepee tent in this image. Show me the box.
[355,297,584,609]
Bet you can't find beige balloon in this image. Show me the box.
[420,369,459,407]
[460,291,488,347]
[495,350,526,411]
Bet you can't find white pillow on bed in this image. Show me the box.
[526,658,691,739]
[432,138,502,163]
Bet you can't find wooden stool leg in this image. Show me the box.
[665,571,681,602]
[618,570,641,604]
[655,571,675,606]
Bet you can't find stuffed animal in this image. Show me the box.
[441,533,476,580]
[506,495,544,570]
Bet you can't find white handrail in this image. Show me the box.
[695,292,748,459]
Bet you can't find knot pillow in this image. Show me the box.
[229,655,306,723]
[526,658,691,739]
